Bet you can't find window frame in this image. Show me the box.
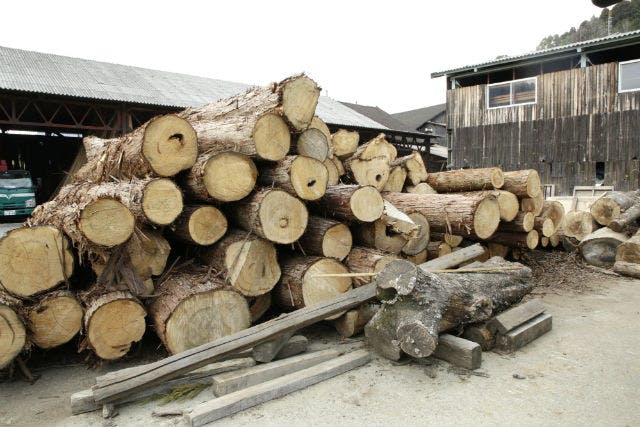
[486,76,537,110]
[618,58,640,93]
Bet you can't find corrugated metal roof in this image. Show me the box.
[339,102,416,133]
[431,29,640,78]
[0,45,386,129]
[392,103,446,130]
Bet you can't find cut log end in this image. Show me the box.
[473,197,501,239]
[496,190,519,221]
[350,186,385,222]
[142,178,183,225]
[281,75,320,132]
[590,198,621,226]
[290,156,329,201]
[224,237,280,296]
[332,130,360,159]
[27,292,83,349]
[322,223,353,261]
[258,190,308,244]
[402,212,430,256]
[142,115,198,177]
[0,303,26,369]
[296,128,329,162]
[252,113,291,161]
[301,259,352,320]
[79,198,135,247]
[188,206,228,246]
[526,230,540,249]
[204,152,258,202]
[349,157,390,190]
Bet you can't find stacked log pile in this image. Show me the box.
[0,73,552,369]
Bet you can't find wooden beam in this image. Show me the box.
[418,243,486,271]
[432,334,482,370]
[486,299,545,334]
[494,313,552,354]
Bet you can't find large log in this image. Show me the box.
[425,167,504,192]
[382,191,500,239]
[365,257,533,360]
[520,189,544,216]
[540,200,565,234]
[26,290,83,349]
[564,210,599,241]
[0,226,74,298]
[502,170,541,198]
[615,229,640,264]
[150,269,251,355]
[316,185,384,223]
[258,155,328,201]
[391,151,428,186]
[169,205,228,246]
[345,246,400,287]
[273,256,352,319]
[402,212,430,255]
[382,166,407,192]
[231,188,308,244]
[297,216,353,261]
[331,129,359,159]
[75,114,198,182]
[0,292,26,369]
[609,202,640,232]
[199,229,280,297]
[343,133,395,190]
[579,227,628,267]
[590,191,639,226]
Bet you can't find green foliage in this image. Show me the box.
[537,0,640,50]
[139,382,210,405]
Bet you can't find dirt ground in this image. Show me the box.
[1,258,639,427]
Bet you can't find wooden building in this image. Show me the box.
[432,30,640,196]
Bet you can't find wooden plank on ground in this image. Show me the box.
[91,283,377,404]
[432,334,482,370]
[185,349,372,427]
[212,348,341,396]
[487,299,546,334]
[275,335,308,360]
[494,313,552,354]
[71,358,255,415]
[252,331,295,363]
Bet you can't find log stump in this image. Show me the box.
[26,290,83,349]
[297,216,353,261]
[316,185,384,223]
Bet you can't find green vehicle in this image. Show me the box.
[0,170,37,217]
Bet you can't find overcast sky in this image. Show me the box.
[1,0,605,113]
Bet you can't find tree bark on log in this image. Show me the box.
[0,292,26,369]
[609,202,640,232]
[564,211,599,241]
[297,216,352,261]
[331,129,359,159]
[488,230,539,249]
[391,151,428,186]
[230,188,308,244]
[502,170,541,198]
[315,185,384,223]
[425,168,504,192]
[75,114,198,182]
[296,128,329,162]
[364,257,533,360]
[258,155,328,201]
[344,246,400,287]
[150,269,251,355]
[343,134,395,190]
[169,205,227,246]
[382,166,407,192]
[273,256,352,319]
[0,226,74,298]
[26,290,83,349]
[590,191,640,226]
[579,227,628,267]
[382,192,500,239]
[199,229,280,297]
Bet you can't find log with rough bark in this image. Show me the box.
[184,151,258,203]
[609,202,640,232]
[258,155,328,201]
[429,232,463,248]
[344,246,400,287]
[0,226,74,298]
[296,128,329,162]
[391,151,428,186]
[488,230,539,250]
[332,303,380,338]
[150,269,251,355]
[297,216,352,261]
[273,256,352,319]
[178,74,320,161]
[382,191,500,239]
[402,212,430,256]
[540,200,565,234]
[425,167,504,192]
[81,288,146,360]
[564,211,599,241]
[231,188,308,244]
[331,129,359,159]
[316,185,384,223]
[495,190,519,221]
[521,189,544,216]
[26,290,83,349]
[365,257,533,360]
[382,166,407,192]
[169,205,227,246]
[579,227,628,267]
[590,191,640,226]
[0,292,26,368]
[343,134,396,190]
[75,114,198,182]
[502,170,541,198]
[405,182,437,194]
[426,241,452,260]
[200,229,280,297]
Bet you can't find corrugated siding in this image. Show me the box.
[447,61,640,195]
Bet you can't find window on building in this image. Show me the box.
[619,59,640,93]
[595,162,605,185]
[487,77,537,109]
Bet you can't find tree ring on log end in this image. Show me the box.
[189,206,227,246]
[79,199,135,247]
[142,115,198,177]
[87,298,146,360]
[204,152,258,202]
[165,290,250,354]
[526,170,542,197]
[323,224,352,261]
[473,198,500,239]
[526,230,539,249]
[259,190,308,244]
[253,113,291,161]
[290,156,328,201]
[225,238,280,296]
[296,128,329,162]
[27,293,82,349]
[0,304,26,368]
[349,186,385,222]
[142,179,184,225]
[282,76,320,131]
[301,258,352,320]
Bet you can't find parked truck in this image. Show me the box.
[0,169,37,217]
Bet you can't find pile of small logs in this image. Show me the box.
[0,73,554,369]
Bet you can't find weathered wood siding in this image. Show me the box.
[447,62,640,195]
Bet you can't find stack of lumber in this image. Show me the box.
[0,72,551,370]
